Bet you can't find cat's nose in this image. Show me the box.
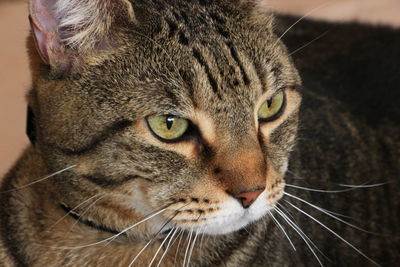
[234,188,265,208]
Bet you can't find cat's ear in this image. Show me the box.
[239,0,269,9]
[240,0,274,30]
[29,0,135,71]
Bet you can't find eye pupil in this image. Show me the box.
[166,117,174,130]
[147,115,189,141]
[267,98,272,108]
[257,90,286,122]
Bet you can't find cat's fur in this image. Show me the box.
[1,0,399,266]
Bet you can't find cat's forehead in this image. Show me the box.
[74,0,299,136]
[119,0,293,107]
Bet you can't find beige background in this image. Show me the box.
[1,0,400,176]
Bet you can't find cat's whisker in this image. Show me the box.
[288,29,331,56]
[148,228,175,267]
[284,192,379,234]
[273,1,334,48]
[107,202,189,247]
[284,193,354,220]
[285,183,359,194]
[187,230,200,267]
[129,211,181,267]
[198,225,207,260]
[183,228,194,267]
[0,165,77,194]
[129,203,192,266]
[276,203,297,222]
[68,195,107,233]
[129,234,158,267]
[43,205,170,250]
[48,193,105,230]
[169,228,185,254]
[243,226,251,235]
[284,201,381,266]
[276,208,323,266]
[285,182,386,194]
[337,183,388,188]
[269,211,296,251]
[173,228,186,267]
[156,228,179,267]
[275,206,325,266]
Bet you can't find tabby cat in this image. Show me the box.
[1,0,399,266]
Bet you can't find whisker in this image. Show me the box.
[284,192,379,234]
[48,193,105,230]
[173,229,186,267]
[337,183,387,188]
[285,183,359,194]
[183,228,193,267]
[187,231,199,267]
[129,235,158,267]
[277,202,297,222]
[107,202,188,247]
[275,207,324,266]
[157,228,180,267]
[68,195,107,233]
[0,165,76,194]
[199,226,207,260]
[273,1,334,48]
[285,201,381,266]
[269,211,296,251]
[148,229,175,267]
[243,226,251,235]
[285,182,386,194]
[43,205,169,250]
[289,29,331,56]
[283,196,354,222]
[129,211,181,267]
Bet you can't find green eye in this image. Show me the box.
[258,90,285,122]
[146,115,189,141]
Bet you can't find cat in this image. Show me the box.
[1,0,399,266]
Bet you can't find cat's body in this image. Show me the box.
[0,0,399,266]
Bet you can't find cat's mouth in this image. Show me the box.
[163,183,285,235]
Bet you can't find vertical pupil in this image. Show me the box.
[267,98,273,108]
[166,117,174,130]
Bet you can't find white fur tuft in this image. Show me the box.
[54,0,131,50]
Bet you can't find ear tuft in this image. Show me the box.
[240,0,274,31]
[55,0,123,50]
[254,0,269,10]
[29,0,134,70]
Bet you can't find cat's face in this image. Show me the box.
[30,0,301,237]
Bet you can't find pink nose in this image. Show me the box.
[234,188,264,208]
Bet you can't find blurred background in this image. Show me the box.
[1,0,399,176]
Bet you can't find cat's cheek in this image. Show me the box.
[265,161,286,193]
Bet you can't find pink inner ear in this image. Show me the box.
[30,16,50,63]
[30,0,60,64]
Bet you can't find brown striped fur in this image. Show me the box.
[1,0,399,266]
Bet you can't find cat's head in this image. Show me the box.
[28,0,301,236]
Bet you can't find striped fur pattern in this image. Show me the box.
[1,0,399,266]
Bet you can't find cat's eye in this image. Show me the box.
[146,115,189,141]
[258,90,286,122]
